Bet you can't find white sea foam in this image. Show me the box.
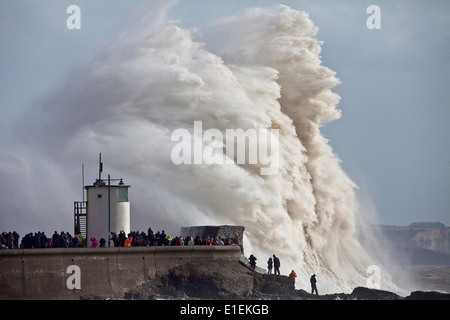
[1,2,400,293]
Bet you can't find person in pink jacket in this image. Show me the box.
[90,237,98,248]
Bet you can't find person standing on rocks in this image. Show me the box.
[289,270,297,284]
[249,254,257,270]
[310,274,318,295]
[267,257,273,274]
[273,254,280,275]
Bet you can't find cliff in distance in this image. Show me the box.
[361,222,450,266]
[381,222,449,253]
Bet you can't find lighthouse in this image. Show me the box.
[74,154,130,247]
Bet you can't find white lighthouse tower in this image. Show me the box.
[75,154,130,247]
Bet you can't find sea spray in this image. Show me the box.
[2,3,398,293]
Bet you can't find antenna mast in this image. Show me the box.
[98,153,103,182]
[82,163,85,202]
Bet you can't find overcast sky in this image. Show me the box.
[1,0,449,229]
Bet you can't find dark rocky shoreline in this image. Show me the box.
[122,260,450,301]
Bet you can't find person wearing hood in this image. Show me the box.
[90,237,98,248]
[289,270,297,284]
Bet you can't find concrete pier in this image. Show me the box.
[0,245,241,300]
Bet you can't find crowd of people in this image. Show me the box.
[108,228,240,248]
[1,231,20,249]
[1,228,241,250]
[1,231,88,249]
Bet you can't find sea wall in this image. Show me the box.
[0,245,241,300]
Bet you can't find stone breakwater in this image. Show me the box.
[0,245,241,300]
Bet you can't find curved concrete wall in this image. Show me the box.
[0,245,241,300]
